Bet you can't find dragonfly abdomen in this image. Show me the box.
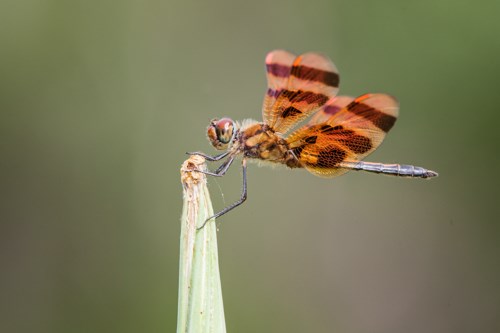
[344,161,438,178]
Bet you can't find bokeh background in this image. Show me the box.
[1,0,499,332]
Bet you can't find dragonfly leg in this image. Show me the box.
[196,156,235,177]
[197,159,247,230]
[186,151,229,162]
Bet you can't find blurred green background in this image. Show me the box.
[1,0,499,332]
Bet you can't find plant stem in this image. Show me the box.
[177,155,226,333]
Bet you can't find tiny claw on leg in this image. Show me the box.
[192,169,221,177]
[186,151,205,158]
[197,216,215,230]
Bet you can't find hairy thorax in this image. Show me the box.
[235,123,301,168]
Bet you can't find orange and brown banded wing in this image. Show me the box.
[285,94,399,178]
[312,93,399,159]
[263,51,340,134]
[286,125,357,178]
[329,94,399,135]
[262,50,296,123]
[307,96,354,125]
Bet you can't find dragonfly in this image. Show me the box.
[188,50,438,228]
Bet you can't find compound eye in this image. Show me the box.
[206,118,235,150]
[215,118,234,144]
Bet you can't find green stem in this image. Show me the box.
[177,156,226,333]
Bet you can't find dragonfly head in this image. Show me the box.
[207,118,236,150]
